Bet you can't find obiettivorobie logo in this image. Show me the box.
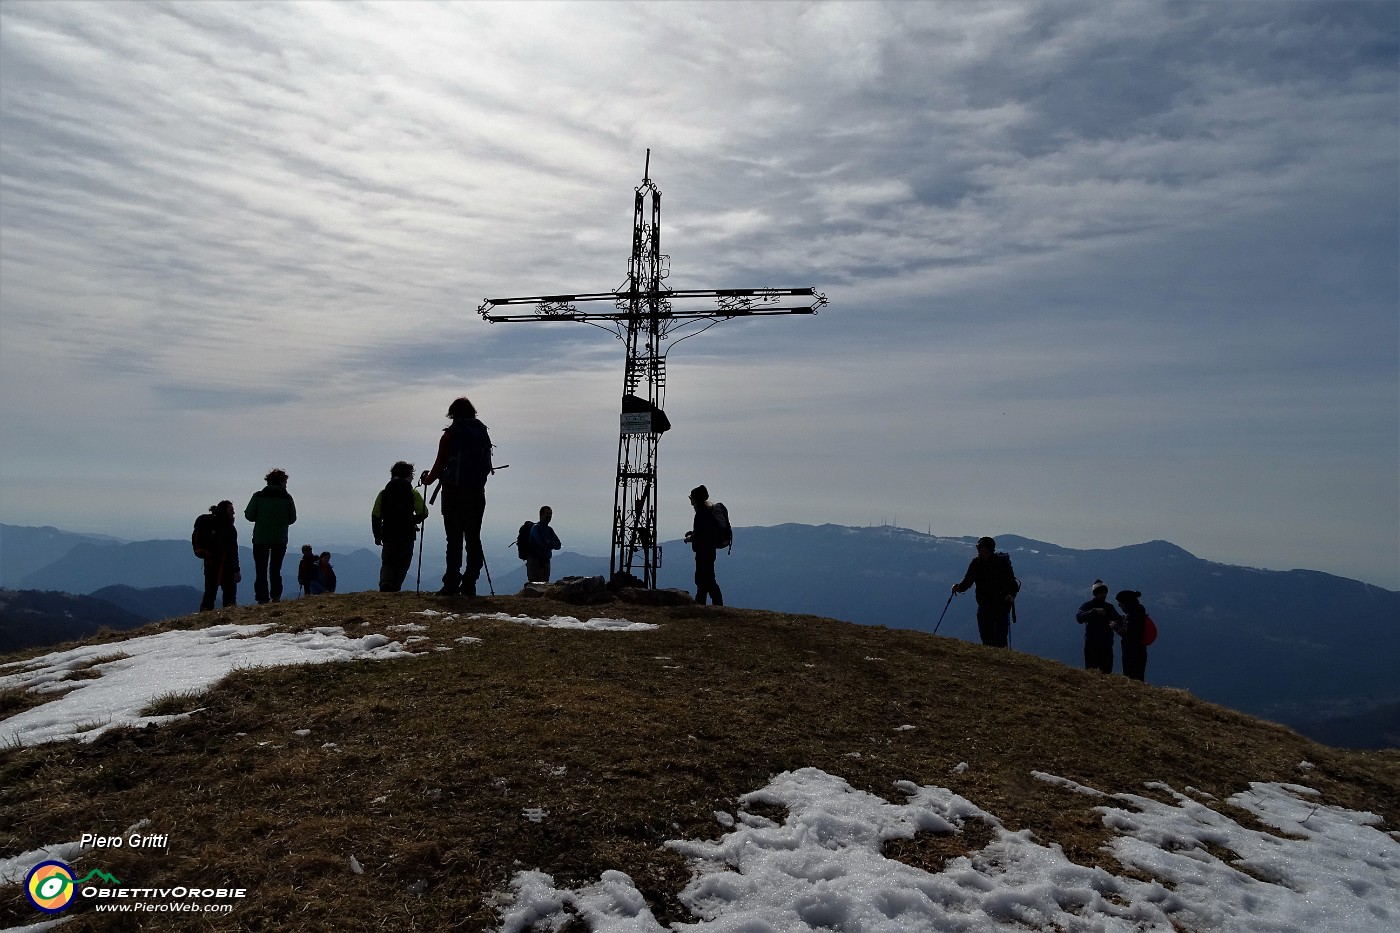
[23,857,247,916]
[24,861,121,913]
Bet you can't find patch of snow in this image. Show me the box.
[0,624,414,747]
[495,767,1400,932]
[467,612,659,632]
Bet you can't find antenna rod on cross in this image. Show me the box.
[479,154,826,589]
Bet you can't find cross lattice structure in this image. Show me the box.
[479,152,827,588]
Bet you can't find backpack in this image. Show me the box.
[995,551,1021,623]
[711,502,732,552]
[445,420,493,487]
[1142,614,1158,647]
[192,513,217,558]
[515,521,535,561]
[996,552,1021,598]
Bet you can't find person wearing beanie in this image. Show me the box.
[1075,580,1122,673]
[1114,589,1150,681]
[684,484,724,606]
[950,536,1019,647]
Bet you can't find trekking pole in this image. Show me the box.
[933,591,956,634]
[414,480,427,594]
[482,554,495,596]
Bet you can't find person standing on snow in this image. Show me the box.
[1114,590,1151,682]
[525,505,562,584]
[373,460,429,592]
[684,484,725,606]
[197,500,241,611]
[1076,580,1122,673]
[244,468,296,604]
[950,536,1019,647]
[420,396,493,597]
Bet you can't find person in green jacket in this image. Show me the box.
[245,468,297,603]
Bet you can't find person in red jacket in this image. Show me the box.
[1114,590,1151,682]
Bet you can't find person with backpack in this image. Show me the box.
[519,505,562,583]
[1076,579,1122,673]
[297,544,317,596]
[1114,590,1152,681]
[244,468,297,604]
[195,501,241,611]
[684,484,727,606]
[420,396,493,597]
[373,461,430,592]
[950,536,1019,647]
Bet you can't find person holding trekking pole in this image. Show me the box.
[950,536,1020,648]
[421,396,494,597]
[373,460,429,593]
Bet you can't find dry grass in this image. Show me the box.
[1,592,1396,931]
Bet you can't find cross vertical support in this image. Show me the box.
[478,153,826,590]
[613,166,666,586]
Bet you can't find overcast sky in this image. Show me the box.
[1,0,1396,590]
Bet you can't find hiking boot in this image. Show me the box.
[459,583,478,598]
[436,584,458,597]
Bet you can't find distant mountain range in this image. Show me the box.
[2,522,1395,747]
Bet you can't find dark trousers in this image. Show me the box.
[1123,645,1148,681]
[976,604,1011,647]
[379,538,416,592]
[1085,637,1114,674]
[253,542,287,603]
[200,557,237,610]
[440,484,486,593]
[525,556,552,584]
[694,549,723,605]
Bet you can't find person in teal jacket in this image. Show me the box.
[245,468,297,603]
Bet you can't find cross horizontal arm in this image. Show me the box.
[478,287,827,322]
[482,287,819,306]
[481,306,820,323]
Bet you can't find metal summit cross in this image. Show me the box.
[479,152,827,589]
